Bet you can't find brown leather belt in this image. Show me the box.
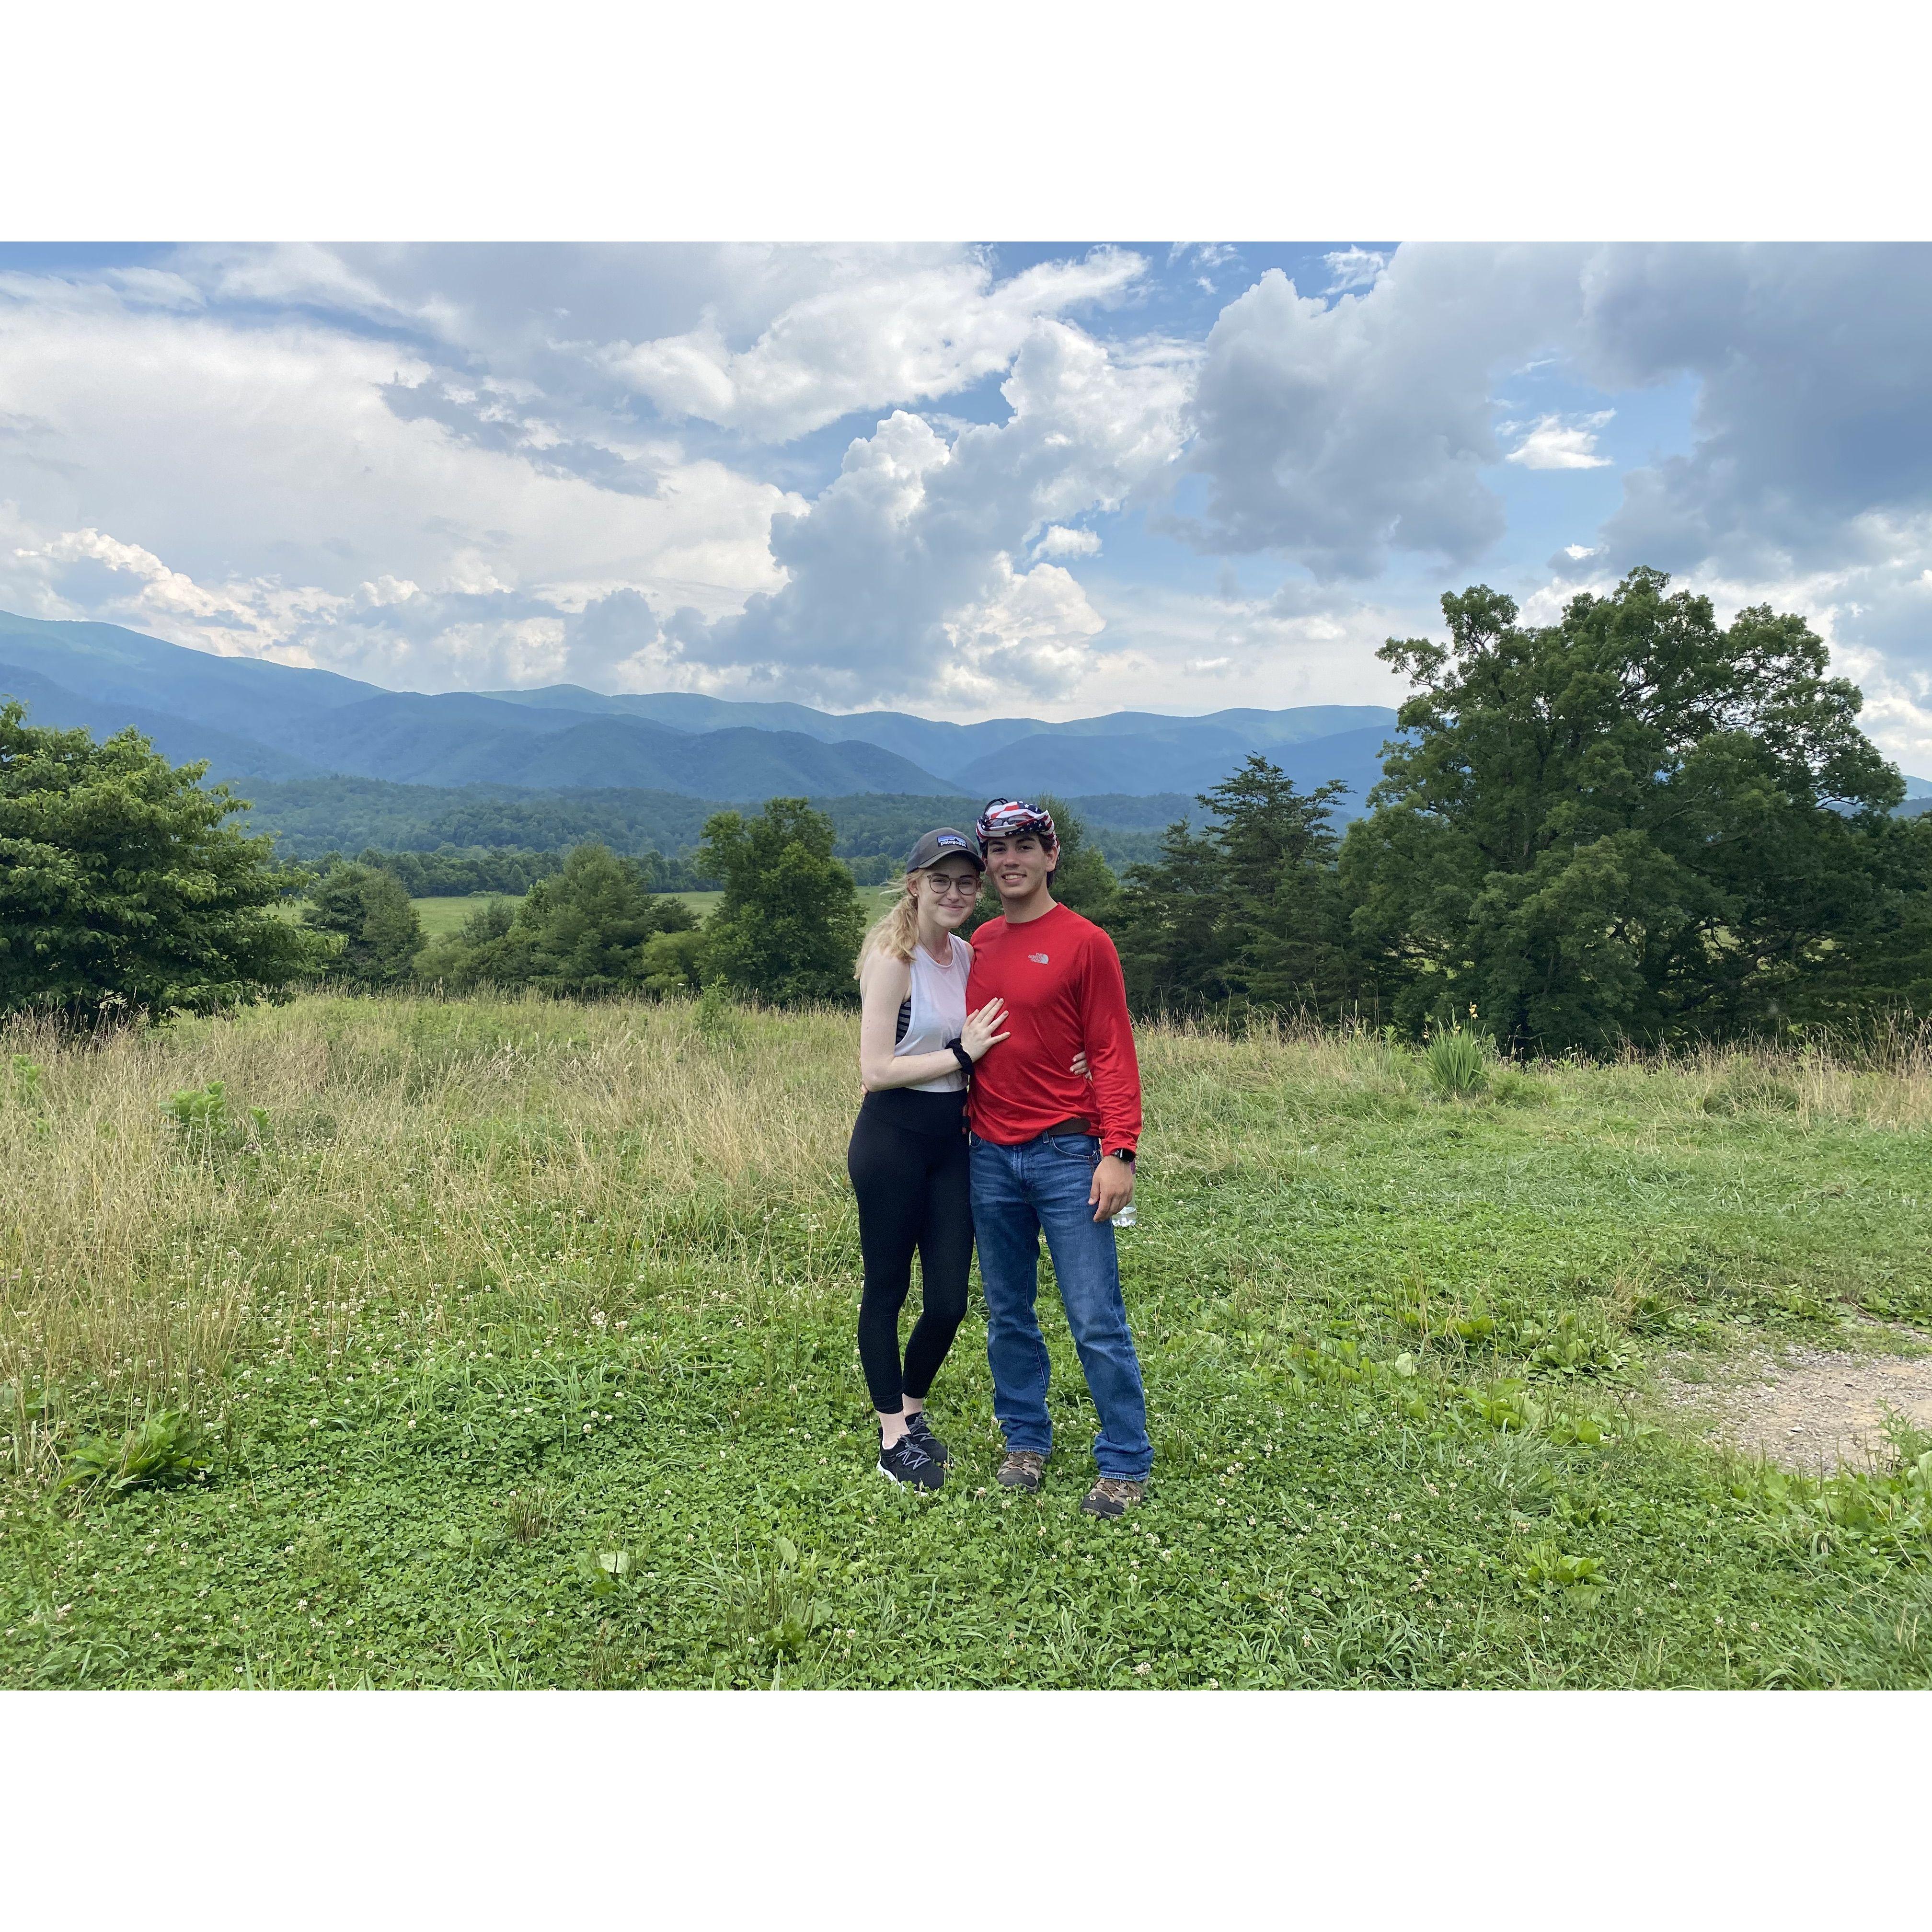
[1042,1116,1094,1137]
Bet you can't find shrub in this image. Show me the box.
[161,1081,269,1157]
[641,926,708,996]
[695,983,744,1046]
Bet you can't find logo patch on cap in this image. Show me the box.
[937,834,966,847]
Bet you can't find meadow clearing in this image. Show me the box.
[408,890,721,938]
[2,995,1930,1689]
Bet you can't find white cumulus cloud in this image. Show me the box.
[679,320,1191,704]
[6,241,1932,735]
[1504,410,1614,469]
[605,248,1149,442]
[1034,525,1102,558]
[0,274,794,688]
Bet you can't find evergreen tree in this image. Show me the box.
[1035,795,1119,920]
[1108,756,1347,1016]
[1201,760,1348,1009]
[700,798,863,1004]
[1108,815,1226,1010]
[516,843,694,995]
[0,703,322,1023]
[303,864,424,988]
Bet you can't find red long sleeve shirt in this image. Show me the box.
[965,902,1142,1152]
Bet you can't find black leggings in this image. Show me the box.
[847,1089,973,1415]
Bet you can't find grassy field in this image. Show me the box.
[3,997,1931,1690]
[410,895,507,938]
[409,885,898,936]
[410,891,719,935]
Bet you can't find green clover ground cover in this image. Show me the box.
[3,999,1931,1688]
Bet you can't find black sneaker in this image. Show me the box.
[877,1434,943,1490]
[903,1411,949,1466]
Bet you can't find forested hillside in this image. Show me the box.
[231,777,1173,872]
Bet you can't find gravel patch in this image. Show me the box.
[1659,1346,1932,1472]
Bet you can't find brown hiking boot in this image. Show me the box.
[997,1449,1046,1493]
[1081,1476,1146,1518]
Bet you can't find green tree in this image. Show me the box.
[519,843,696,994]
[1108,756,1347,1015]
[699,798,863,1004]
[416,844,695,996]
[639,926,708,995]
[0,703,322,1023]
[415,895,519,989]
[302,863,424,988]
[1340,567,1922,1050]
[1035,795,1119,919]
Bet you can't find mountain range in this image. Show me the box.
[0,608,1400,808]
[6,607,1927,817]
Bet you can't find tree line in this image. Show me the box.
[315,843,710,897]
[1107,571,1932,1049]
[237,774,1169,874]
[6,570,1929,1053]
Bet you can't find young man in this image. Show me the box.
[964,798,1151,1518]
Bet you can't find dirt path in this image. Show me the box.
[1658,1344,1932,1472]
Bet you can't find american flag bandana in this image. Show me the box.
[975,798,1057,845]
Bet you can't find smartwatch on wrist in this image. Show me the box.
[1107,1146,1135,1164]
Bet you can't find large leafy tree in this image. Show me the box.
[1340,568,1923,1050]
[700,798,863,1004]
[1109,755,1349,1015]
[0,703,322,1023]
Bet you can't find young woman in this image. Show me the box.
[848,828,1008,1489]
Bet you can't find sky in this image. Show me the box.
[2,241,1930,765]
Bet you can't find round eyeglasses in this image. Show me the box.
[922,873,980,900]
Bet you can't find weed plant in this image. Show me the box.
[1,997,1930,1688]
[1423,1027,1491,1099]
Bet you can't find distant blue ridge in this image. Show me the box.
[0,607,1402,809]
[6,606,1922,821]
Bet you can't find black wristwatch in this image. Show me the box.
[1106,1146,1135,1164]
[946,1039,974,1076]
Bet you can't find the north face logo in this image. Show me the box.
[1029,952,1050,965]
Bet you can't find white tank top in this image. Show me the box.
[895,933,973,1092]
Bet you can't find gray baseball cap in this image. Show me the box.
[905,827,984,873]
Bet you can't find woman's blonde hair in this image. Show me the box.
[855,877,920,975]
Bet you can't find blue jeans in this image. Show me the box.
[970,1131,1152,1480]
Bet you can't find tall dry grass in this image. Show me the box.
[0,996,861,1425]
[4,995,1930,1429]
